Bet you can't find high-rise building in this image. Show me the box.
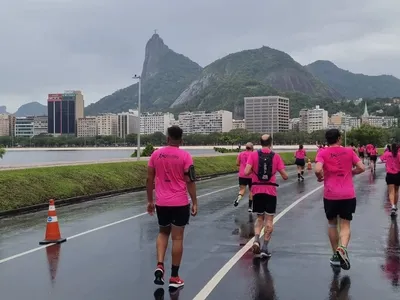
[117,110,140,138]
[47,90,84,135]
[232,119,245,130]
[15,116,35,137]
[77,117,97,137]
[178,110,233,134]
[0,114,10,136]
[244,96,290,134]
[96,113,117,136]
[140,112,176,135]
[33,116,48,136]
[298,105,328,133]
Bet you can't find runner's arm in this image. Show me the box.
[184,154,197,206]
[236,154,240,167]
[276,155,288,180]
[146,166,155,204]
[352,152,365,174]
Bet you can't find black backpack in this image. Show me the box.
[253,150,279,186]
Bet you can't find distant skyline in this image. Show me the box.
[2,0,400,112]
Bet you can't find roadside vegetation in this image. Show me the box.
[0,147,5,159]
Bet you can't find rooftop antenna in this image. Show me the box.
[154,29,158,34]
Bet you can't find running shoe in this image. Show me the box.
[260,249,272,258]
[234,195,242,207]
[169,276,184,289]
[154,264,165,285]
[252,241,261,255]
[390,207,397,217]
[329,253,341,267]
[336,246,351,270]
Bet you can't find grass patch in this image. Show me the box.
[0,149,380,211]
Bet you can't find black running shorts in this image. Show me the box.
[295,158,305,167]
[359,152,364,158]
[252,193,277,215]
[155,204,190,227]
[370,155,377,162]
[323,198,356,221]
[238,177,252,188]
[386,173,400,186]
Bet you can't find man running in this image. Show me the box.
[244,134,288,258]
[357,144,365,164]
[146,125,198,289]
[380,143,399,217]
[315,129,365,270]
[234,142,254,212]
[369,145,378,173]
[294,144,306,182]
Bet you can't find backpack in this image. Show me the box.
[254,149,278,186]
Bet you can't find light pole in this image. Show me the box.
[271,104,274,149]
[133,75,141,161]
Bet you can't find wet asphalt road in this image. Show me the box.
[0,164,399,300]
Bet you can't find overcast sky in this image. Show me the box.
[1,0,400,112]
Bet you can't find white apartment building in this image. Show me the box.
[117,110,140,138]
[33,116,48,136]
[361,100,398,128]
[96,113,117,136]
[232,119,245,130]
[329,112,360,131]
[15,116,35,137]
[299,105,328,133]
[0,114,10,136]
[178,110,233,134]
[244,96,290,134]
[77,117,97,137]
[289,118,300,131]
[140,112,175,135]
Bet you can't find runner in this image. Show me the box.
[366,143,373,165]
[380,143,399,217]
[314,129,365,270]
[146,125,198,289]
[369,145,378,174]
[357,144,365,164]
[234,142,254,212]
[244,134,288,258]
[294,144,306,182]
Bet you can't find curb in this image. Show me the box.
[0,171,236,218]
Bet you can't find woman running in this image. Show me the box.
[294,144,306,182]
[358,144,365,164]
[381,143,400,217]
[369,145,378,173]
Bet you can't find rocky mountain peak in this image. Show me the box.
[141,33,170,81]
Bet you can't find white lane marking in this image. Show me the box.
[192,184,323,300]
[0,169,301,265]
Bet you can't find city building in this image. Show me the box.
[15,116,34,137]
[361,100,398,128]
[0,114,10,136]
[329,112,360,131]
[140,112,176,135]
[232,119,245,130]
[117,110,140,138]
[289,118,300,131]
[96,113,117,136]
[47,90,84,136]
[77,117,97,137]
[33,116,48,136]
[298,105,328,133]
[178,110,233,134]
[244,96,290,134]
[8,115,15,137]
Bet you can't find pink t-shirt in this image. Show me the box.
[295,149,306,159]
[366,144,373,154]
[380,151,400,174]
[316,146,360,200]
[238,151,252,178]
[370,148,378,156]
[148,146,193,207]
[246,148,285,197]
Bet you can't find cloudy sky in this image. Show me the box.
[1,0,400,112]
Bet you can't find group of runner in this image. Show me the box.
[145,125,398,291]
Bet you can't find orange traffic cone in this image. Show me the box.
[39,199,67,245]
[307,159,312,170]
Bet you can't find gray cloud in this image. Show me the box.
[1,0,400,111]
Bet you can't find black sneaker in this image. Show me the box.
[154,264,165,285]
[391,208,397,217]
[234,195,242,207]
[260,249,272,259]
[336,246,351,270]
[252,241,261,256]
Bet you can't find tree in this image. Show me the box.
[0,147,5,159]
[347,124,389,146]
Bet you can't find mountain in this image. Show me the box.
[14,102,47,117]
[0,106,8,114]
[85,34,202,115]
[170,46,342,116]
[306,60,400,99]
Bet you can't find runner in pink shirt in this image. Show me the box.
[147,126,198,289]
[357,144,365,164]
[244,134,288,258]
[315,129,365,271]
[294,144,306,182]
[380,143,400,217]
[234,142,254,212]
[369,145,378,173]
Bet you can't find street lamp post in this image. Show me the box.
[133,75,141,161]
[271,105,274,149]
